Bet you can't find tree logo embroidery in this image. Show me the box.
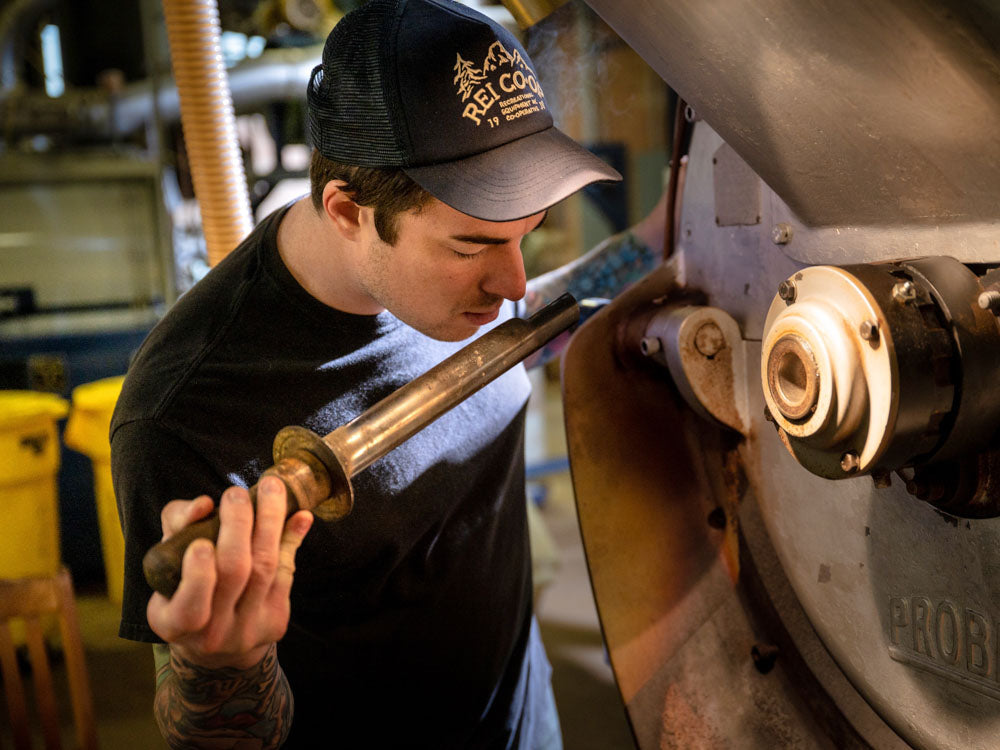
[452,40,546,127]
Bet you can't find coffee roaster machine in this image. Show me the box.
[561,1,1000,748]
[6,0,1000,745]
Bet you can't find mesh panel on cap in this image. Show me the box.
[307,0,408,166]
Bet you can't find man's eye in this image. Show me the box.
[451,247,482,259]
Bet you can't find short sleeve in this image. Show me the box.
[111,419,229,642]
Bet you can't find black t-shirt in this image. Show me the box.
[111,206,549,747]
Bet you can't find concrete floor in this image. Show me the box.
[1,369,636,749]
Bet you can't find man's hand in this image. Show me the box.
[147,476,313,669]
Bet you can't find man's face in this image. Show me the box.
[355,198,545,341]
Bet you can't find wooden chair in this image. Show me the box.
[0,567,98,749]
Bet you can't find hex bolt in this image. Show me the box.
[892,280,917,304]
[840,451,860,474]
[777,280,796,304]
[859,319,879,342]
[694,322,725,358]
[771,223,793,245]
[640,336,662,356]
[751,643,780,674]
[978,289,1000,313]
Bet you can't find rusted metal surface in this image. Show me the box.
[562,262,717,706]
[561,266,892,747]
[641,305,750,434]
[765,334,819,422]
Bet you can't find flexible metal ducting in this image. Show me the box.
[162,0,252,267]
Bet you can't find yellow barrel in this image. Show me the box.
[64,376,125,603]
[0,391,69,580]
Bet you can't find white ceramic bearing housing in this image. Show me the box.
[761,266,896,478]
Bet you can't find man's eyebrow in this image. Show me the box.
[449,211,549,245]
[450,233,510,245]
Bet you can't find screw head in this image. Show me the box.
[840,451,860,474]
[859,319,879,342]
[694,322,725,358]
[777,280,796,303]
[892,280,917,304]
[771,223,793,245]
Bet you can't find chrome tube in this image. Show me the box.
[329,293,579,475]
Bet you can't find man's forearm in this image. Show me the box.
[154,643,294,749]
[521,230,659,367]
[524,230,659,314]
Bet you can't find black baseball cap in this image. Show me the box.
[306,0,622,222]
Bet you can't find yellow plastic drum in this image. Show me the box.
[64,376,125,603]
[0,391,69,580]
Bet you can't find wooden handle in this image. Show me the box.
[142,511,223,598]
[142,453,335,597]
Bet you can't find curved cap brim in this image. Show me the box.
[403,127,622,222]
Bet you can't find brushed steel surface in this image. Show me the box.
[585,0,1000,231]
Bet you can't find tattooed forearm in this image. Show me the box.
[522,231,658,367]
[153,643,294,750]
[524,231,658,314]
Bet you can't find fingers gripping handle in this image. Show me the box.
[142,511,223,598]
[142,447,338,598]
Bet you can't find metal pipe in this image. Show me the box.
[111,45,320,135]
[142,294,580,596]
[0,46,321,137]
[162,0,252,267]
[330,293,579,476]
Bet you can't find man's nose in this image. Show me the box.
[482,242,527,301]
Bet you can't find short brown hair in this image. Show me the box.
[309,150,433,245]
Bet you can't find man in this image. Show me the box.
[111,0,662,747]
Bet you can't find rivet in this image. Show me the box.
[771,223,793,245]
[859,320,879,342]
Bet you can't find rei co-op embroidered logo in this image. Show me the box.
[453,40,546,127]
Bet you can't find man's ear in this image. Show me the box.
[321,181,364,240]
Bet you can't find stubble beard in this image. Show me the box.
[360,237,476,342]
